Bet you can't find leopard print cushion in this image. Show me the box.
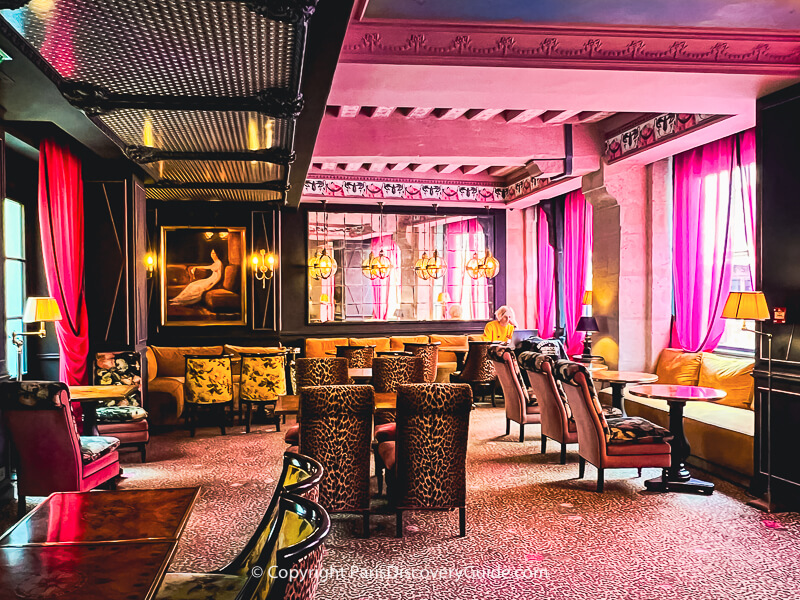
[295,357,349,389]
[0,381,69,410]
[372,356,425,393]
[554,360,611,441]
[337,346,375,368]
[459,341,496,382]
[404,343,439,383]
[299,385,373,513]
[394,383,472,509]
[606,416,674,445]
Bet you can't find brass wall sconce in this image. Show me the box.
[252,249,277,287]
[144,253,156,278]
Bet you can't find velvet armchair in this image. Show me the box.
[488,346,540,442]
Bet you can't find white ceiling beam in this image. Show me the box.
[320,162,338,171]
[488,165,522,177]
[344,162,362,171]
[400,107,435,119]
[364,106,397,118]
[336,105,362,118]
[540,110,582,124]
[390,163,410,171]
[435,164,462,174]
[465,108,504,121]
[368,163,387,172]
[410,163,437,173]
[504,109,546,124]
[434,108,469,120]
[577,110,615,123]
[462,165,490,175]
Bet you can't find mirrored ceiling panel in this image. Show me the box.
[147,188,284,202]
[140,159,285,184]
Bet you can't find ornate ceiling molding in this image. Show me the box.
[342,20,800,74]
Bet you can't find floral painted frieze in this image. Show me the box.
[605,113,724,163]
[303,177,507,204]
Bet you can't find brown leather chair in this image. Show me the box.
[554,360,673,492]
[488,346,540,442]
[377,383,473,537]
[403,342,440,383]
[299,384,374,537]
[450,340,497,405]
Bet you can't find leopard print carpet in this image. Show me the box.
[3,406,797,600]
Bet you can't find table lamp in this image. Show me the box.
[576,316,599,359]
[722,290,774,512]
[11,297,62,381]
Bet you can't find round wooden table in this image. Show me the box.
[591,371,658,414]
[627,384,726,495]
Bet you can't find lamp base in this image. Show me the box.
[581,334,593,358]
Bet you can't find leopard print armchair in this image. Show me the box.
[384,382,473,537]
[336,345,375,368]
[403,342,440,383]
[295,357,350,389]
[299,384,374,536]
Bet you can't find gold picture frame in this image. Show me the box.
[160,226,247,326]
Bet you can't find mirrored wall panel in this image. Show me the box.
[307,208,498,323]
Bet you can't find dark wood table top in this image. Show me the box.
[592,371,658,384]
[275,393,396,415]
[0,541,176,600]
[0,488,200,546]
[68,385,139,402]
[627,384,727,402]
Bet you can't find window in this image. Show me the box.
[4,198,26,378]
[717,160,756,352]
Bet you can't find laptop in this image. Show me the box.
[510,329,538,348]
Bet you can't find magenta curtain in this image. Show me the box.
[739,129,757,289]
[38,139,89,385]
[563,191,593,355]
[536,207,556,338]
[671,132,753,352]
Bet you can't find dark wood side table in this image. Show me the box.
[592,371,658,415]
[628,384,726,495]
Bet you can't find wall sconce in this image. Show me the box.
[252,249,277,287]
[144,253,156,278]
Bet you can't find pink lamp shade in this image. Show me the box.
[722,291,770,321]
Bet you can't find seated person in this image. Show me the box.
[483,305,517,343]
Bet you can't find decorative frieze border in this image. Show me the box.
[342,20,800,73]
[604,113,727,163]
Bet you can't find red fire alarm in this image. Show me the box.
[774,307,786,324]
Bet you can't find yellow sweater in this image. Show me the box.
[484,321,515,343]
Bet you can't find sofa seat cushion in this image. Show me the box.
[96,406,147,423]
[151,346,224,377]
[98,419,149,434]
[155,573,246,600]
[284,423,300,445]
[374,422,396,442]
[390,335,430,350]
[655,348,702,386]
[348,337,391,352]
[607,441,672,456]
[304,337,348,358]
[80,436,121,464]
[377,440,396,471]
[606,416,674,445]
[698,352,755,410]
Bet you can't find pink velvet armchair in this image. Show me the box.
[488,346,540,442]
[554,361,672,492]
[2,381,121,517]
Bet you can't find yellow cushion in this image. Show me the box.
[224,345,284,376]
[348,337,391,352]
[698,352,755,410]
[389,335,430,350]
[240,355,286,401]
[152,346,224,378]
[430,335,468,362]
[304,338,348,358]
[654,348,702,386]
[146,347,157,382]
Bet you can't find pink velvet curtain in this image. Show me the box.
[536,207,556,338]
[563,191,593,355]
[371,235,398,320]
[38,139,89,385]
[671,130,755,352]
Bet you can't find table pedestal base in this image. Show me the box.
[644,475,715,495]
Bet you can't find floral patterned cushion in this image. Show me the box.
[184,357,233,405]
[606,416,674,445]
[96,406,148,423]
[79,436,120,464]
[154,573,246,600]
[94,352,142,406]
[0,381,69,410]
[240,354,286,402]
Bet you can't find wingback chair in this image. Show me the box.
[336,345,375,368]
[488,346,540,442]
[93,351,149,462]
[299,384,374,537]
[239,352,286,433]
[520,351,621,464]
[1,381,121,518]
[377,383,473,537]
[403,342,440,383]
[183,354,234,437]
[450,340,497,405]
[554,361,673,492]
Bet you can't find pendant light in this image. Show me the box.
[362,202,393,280]
[465,207,500,280]
[424,204,447,279]
[309,200,337,280]
[414,210,431,281]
